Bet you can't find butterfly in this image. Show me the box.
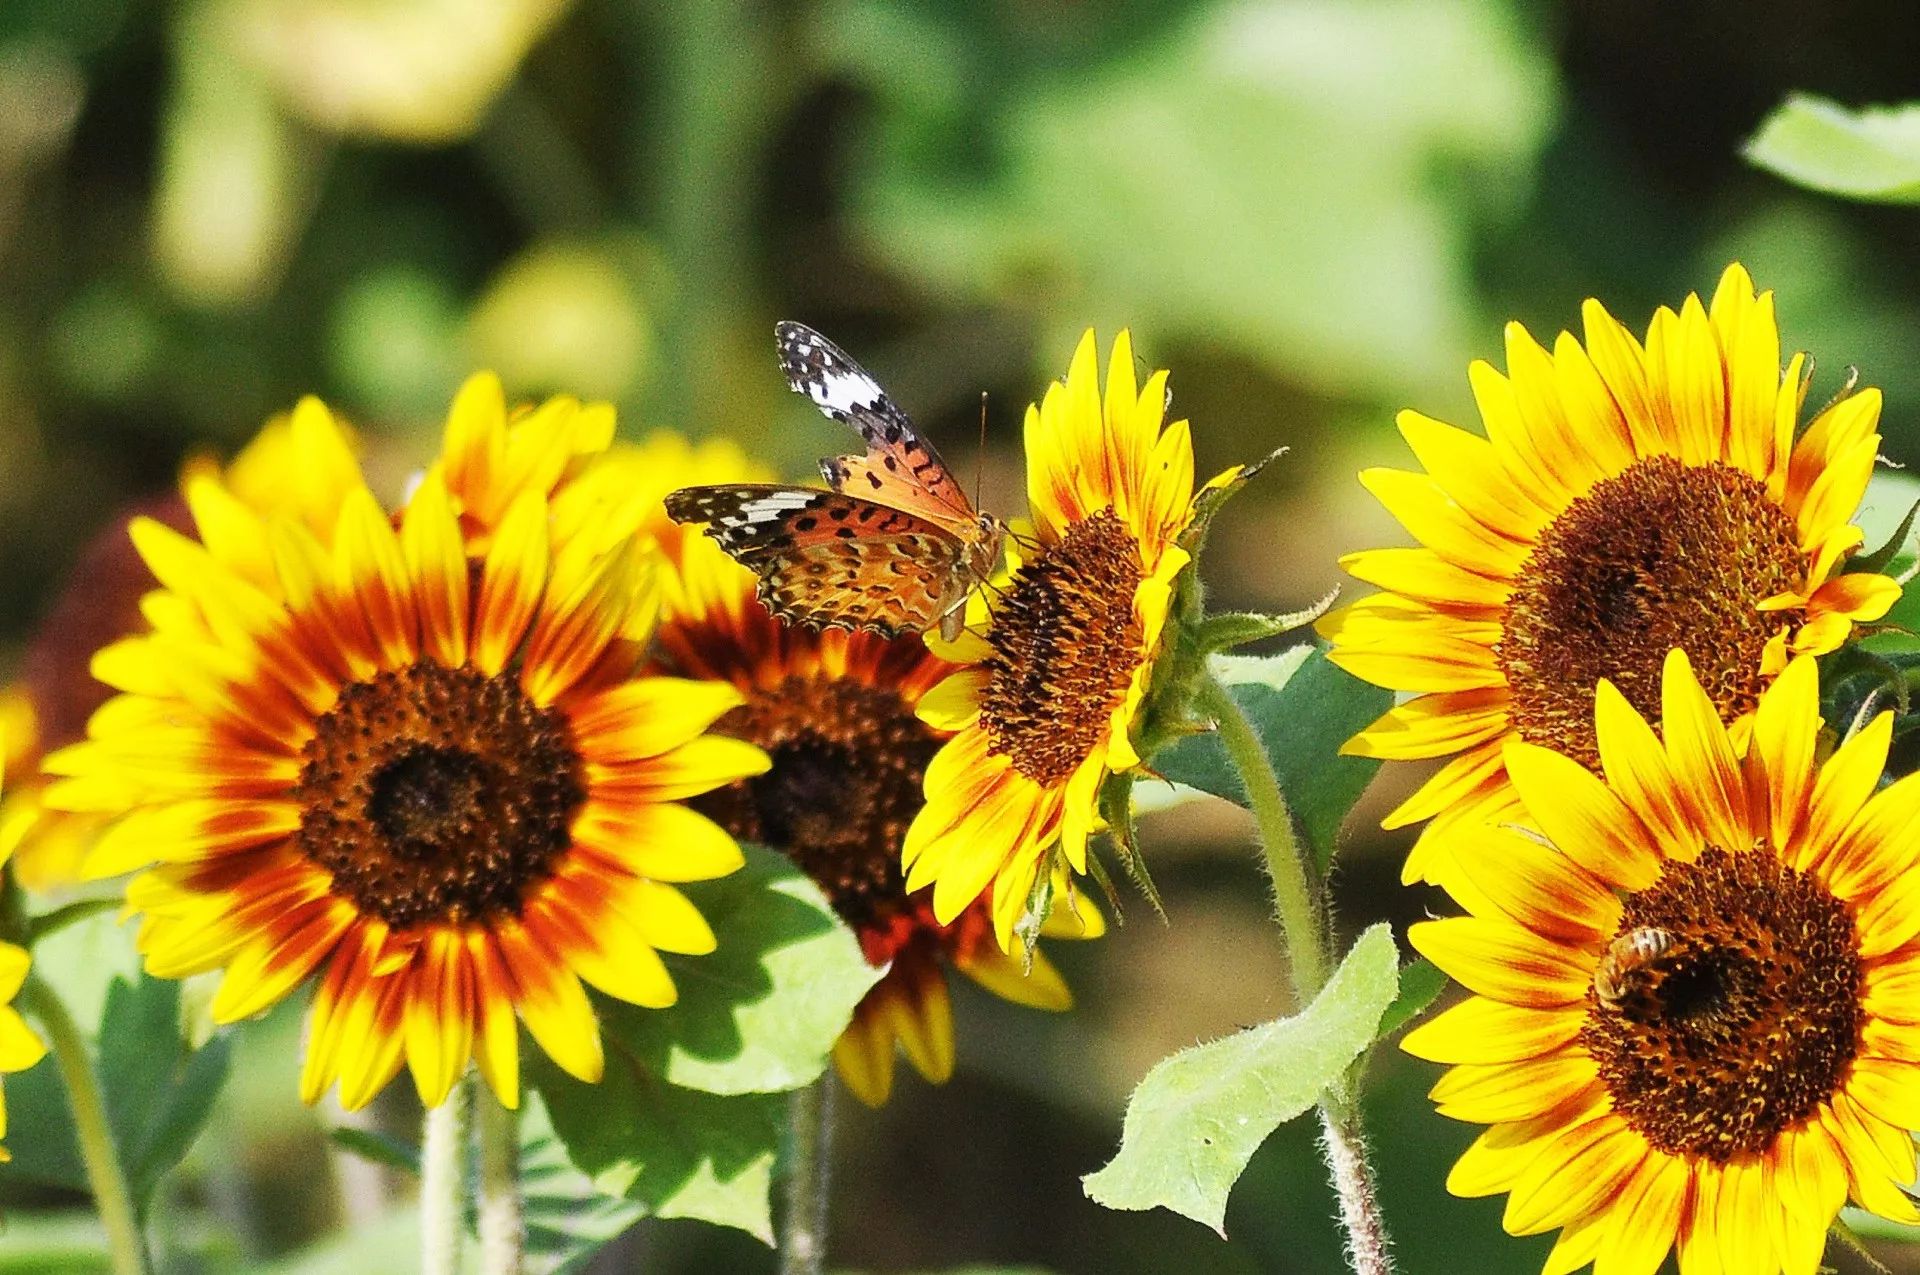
[665,321,1007,642]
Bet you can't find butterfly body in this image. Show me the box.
[666,323,1004,641]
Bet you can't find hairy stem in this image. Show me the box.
[779,1078,835,1275]
[1197,676,1327,1001]
[476,1089,524,1275]
[1318,1101,1394,1275]
[21,975,149,1275]
[420,1078,470,1275]
[1199,675,1394,1274]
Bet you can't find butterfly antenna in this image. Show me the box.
[975,391,989,511]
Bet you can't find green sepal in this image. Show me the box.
[1097,769,1165,921]
[1190,591,1336,656]
[1176,446,1286,557]
[1013,862,1056,969]
[1850,495,1920,576]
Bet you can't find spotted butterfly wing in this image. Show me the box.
[662,484,969,636]
[775,321,982,529]
[666,323,1006,638]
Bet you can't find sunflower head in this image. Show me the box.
[43,376,767,1112]
[651,487,1098,1105]
[902,329,1235,953]
[1322,263,1901,886]
[1406,649,1920,1274]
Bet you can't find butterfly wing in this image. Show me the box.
[664,484,967,635]
[775,321,980,529]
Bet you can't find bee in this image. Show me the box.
[1592,926,1674,1010]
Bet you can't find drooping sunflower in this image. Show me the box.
[903,329,1235,951]
[1406,648,1920,1275]
[651,496,1099,1105]
[43,375,767,1111]
[1321,264,1900,885]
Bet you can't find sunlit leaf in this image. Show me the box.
[533,1056,783,1243]
[1745,94,1920,204]
[1153,647,1390,868]
[1082,924,1400,1234]
[595,844,884,1097]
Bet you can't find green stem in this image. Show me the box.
[778,1077,835,1275]
[476,1089,523,1275]
[1198,675,1393,1275]
[20,975,148,1275]
[420,1077,470,1275]
[1196,676,1327,1002]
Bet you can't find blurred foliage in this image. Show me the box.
[1747,94,1920,203]
[4,0,1920,1271]
[822,0,1555,401]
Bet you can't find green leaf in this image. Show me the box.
[0,970,230,1214]
[595,844,884,1096]
[532,1055,783,1243]
[1153,646,1390,868]
[1745,94,1920,204]
[1082,924,1401,1234]
[518,1095,650,1273]
[327,1126,422,1175]
[1375,957,1448,1039]
[96,973,232,1209]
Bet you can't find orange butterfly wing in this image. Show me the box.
[663,485,967,636]
[775,321,981,530]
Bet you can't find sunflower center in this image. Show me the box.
[1580,845,1863,1163]
[980,509,1145,786]
[294,662,585,929]
[692,675,941,939]
[1497,458,1803,768]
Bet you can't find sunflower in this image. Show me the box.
[902,329,1233,951]
[0,756,48,1162]
[3,439,295,891]
[42,375,767,1111]
[1405,648,1920,1275]
[1320,264,1900,885]
[650,489,1098,1105]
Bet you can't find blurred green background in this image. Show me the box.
[4,0,1920,1271]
